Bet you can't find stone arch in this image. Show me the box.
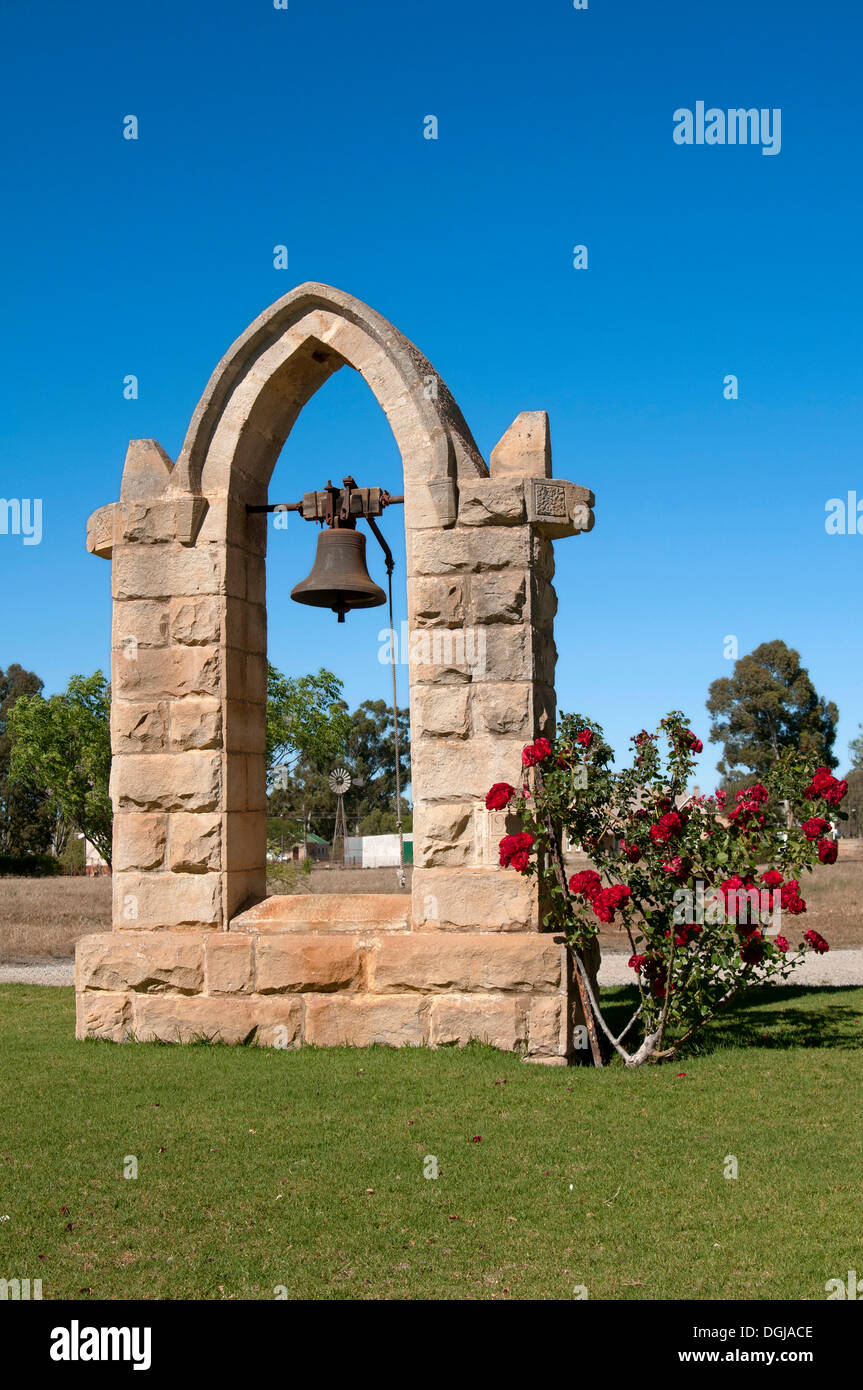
[172,281,488,502]
[170,283,493,924]
[82,284,595,1060]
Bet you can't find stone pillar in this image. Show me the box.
[409,411,593,934]
[90,442,228,933]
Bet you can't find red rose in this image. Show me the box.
[741,930,765,964]
[680,728,703,754]
[569,869,602,900]
[824,779,848,806]
[661,855,689,883]
[804,768,847,805]
[577,728,593,747]
[499,832,534,869]
[780,879,807,915]
[760,869,783,888]
[802,817,830,841]
[811,767,836,791]
[775,935,790,954]
[817,838,838,864]
[591,884,630,924]
[485,782,516,811]
[521,736,552,767]
[650,811,682,845]
[621,841,641,863]
[803,928,829,954]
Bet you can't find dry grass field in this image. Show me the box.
[0,875,112,961]
[1,844,862,961]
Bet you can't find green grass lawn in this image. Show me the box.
[1,983,861,1301]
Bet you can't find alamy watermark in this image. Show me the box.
[825,492,863,534]
[378,621,487,676]
[0,498,42,545]
[673,103,781,156]
[673,880,781,933]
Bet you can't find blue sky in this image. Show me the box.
[1,0,861,784]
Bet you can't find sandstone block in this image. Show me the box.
[223,700,267,755]
[412,738,524,802]
[408,527,530,576]
[171,698,222,750]
[170,595,221,645]
[527,996,566,1057]
[113,813,167,872]
[403,478,458,529]
[412,686,470,739]
[111,702,168,754]
[368,934,564,994]
[112,544,222,601]
[407,578,465,628]
[473,683,532,736]
[76,990,132,1042]
[114,752,220,813]
[489,411,552,479]
[119,438,174,501]
[75,931,205,993]
[250,995,304,1048]
[525,478,595,538]
[414,804,473,867]
[412,867,538,931]
[133,994,257,1044]
[86,503,119,559]
[457,480,525,527]
[225,599,267,654]
[256,935,363,993]
[112,600,169,650]
[471,571,527,624]
[118,496,208,546]
[112,646,219,702]
[169,812,221,872]
[112,871,221,929]
[221,811,265,873]
[429,995,528,1051]
[304,994,427,1048]
[408,626,484,684]
[468,625,531,683]
[205,934,253,994]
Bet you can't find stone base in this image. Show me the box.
[75,894,586,1062]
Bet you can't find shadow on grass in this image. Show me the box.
[598,983,863,1059]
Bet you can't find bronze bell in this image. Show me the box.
[290,527,386,622]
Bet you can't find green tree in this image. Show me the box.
[707,641,838,778]
[0,664,53,858]
[346,699,411,823]
[269,698,412,839]
[8,672,113,865]
[848,724,863,771]
[266,665,352,778]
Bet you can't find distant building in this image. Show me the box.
[83,837,110,876]
[344,833,414,869]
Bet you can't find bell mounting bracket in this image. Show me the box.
[247,476,402,575]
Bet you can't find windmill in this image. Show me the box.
[329,766,352,865]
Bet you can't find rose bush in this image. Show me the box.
[486,711,845,1066]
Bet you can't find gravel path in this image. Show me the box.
[2,951,863,990]
[598,948,863,988]
[0,960,75,986]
